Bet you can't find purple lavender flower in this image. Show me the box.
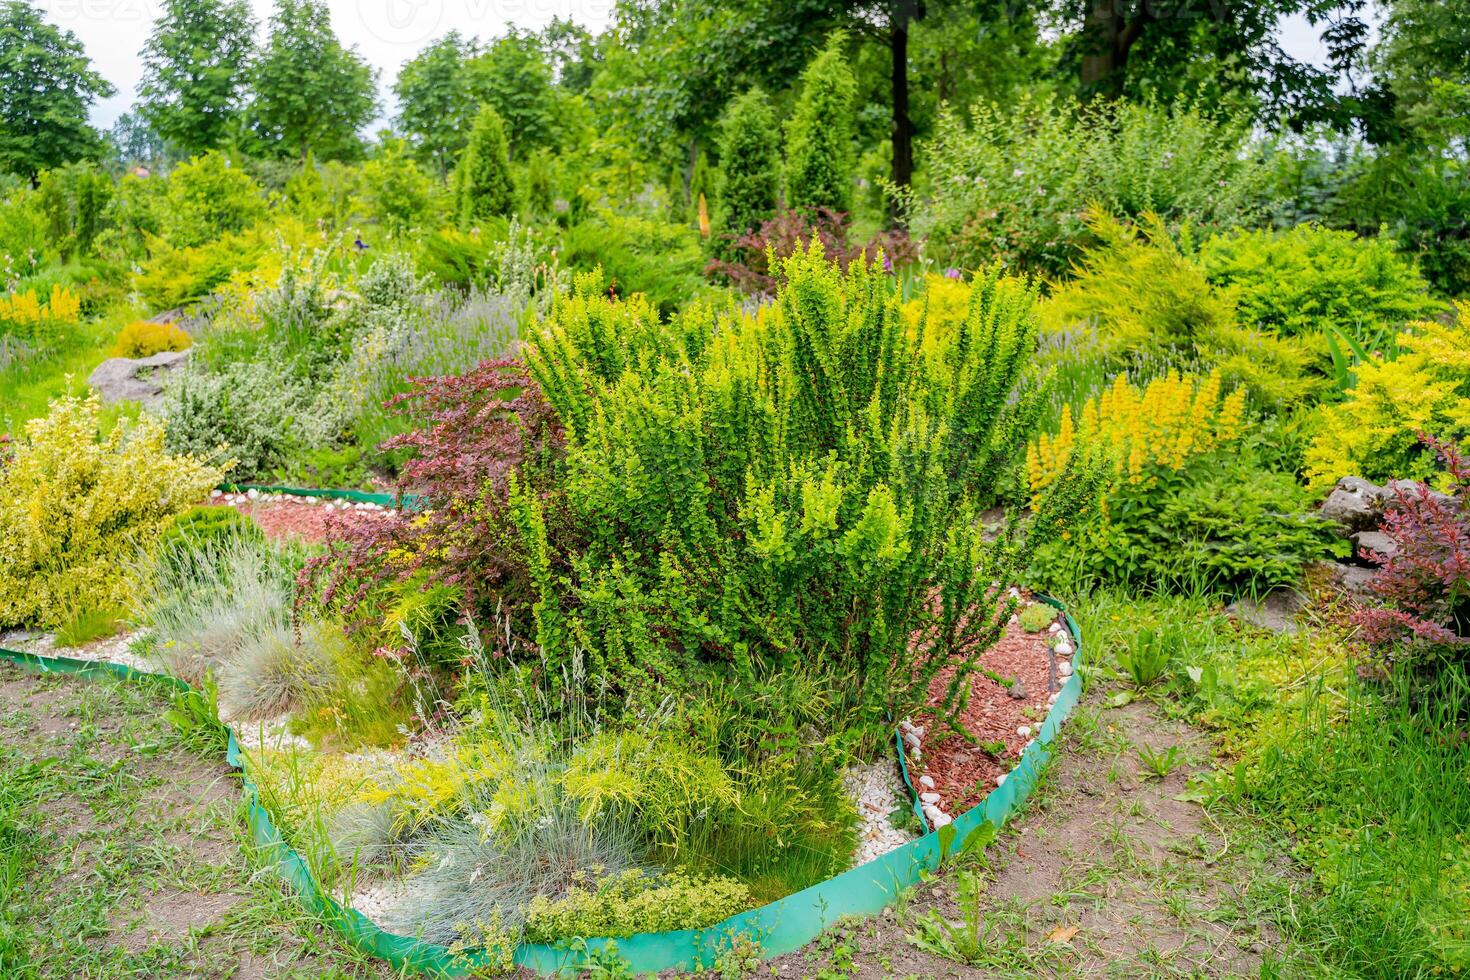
[944,267,962,280]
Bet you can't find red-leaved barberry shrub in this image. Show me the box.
[300,358,563,622]
[1354,435,1470,659]
[706,207,917,295]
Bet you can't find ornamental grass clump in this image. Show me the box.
[0,394,223,630]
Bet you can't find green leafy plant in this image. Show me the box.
[1018,603,1057,632]
[1137,743,1183,779]
[1118,624,1182,688]
[907,97,1271,278]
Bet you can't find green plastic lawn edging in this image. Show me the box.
[218,483,424,510]
[0,605,1084,976]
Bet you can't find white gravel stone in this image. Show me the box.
[349,877,433,932]
[210,489,222,498]
[1048,622,1062,633]
[229,714,311,753]
[1058,661,1073,678]
[918,775,935,789]
[919,791,941,804]
[995,773,1007,787]
[930,811,952,828]
[843,762,918,866]
[1017,725,1031,738]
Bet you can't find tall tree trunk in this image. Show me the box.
[888,3,921,228]
[1079,0,1146,100]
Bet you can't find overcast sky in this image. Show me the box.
[38,1,1340,132]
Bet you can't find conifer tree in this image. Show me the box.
[784,33,856,215]
[456,105,515,227]
[715,88,780,243]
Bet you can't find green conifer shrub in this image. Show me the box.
[456,105,515,228]
[715,88,780,246]
[784,34,856,215]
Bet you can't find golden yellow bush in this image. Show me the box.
[1305,305,1470,490]
[900,272,972,341]
[0,394,225,629]
[1027,370,1247,503]
[110,319,193,358]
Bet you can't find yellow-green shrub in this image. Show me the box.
[109,319,193,358]
[1305,306,1470,490]
[0,394,224,629]
[522,869,752,942]
[1041,212,1319,409]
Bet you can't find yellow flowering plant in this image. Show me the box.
[1027,371,1328,591]
[0,284,82,349]
[0,393,225,628]
[1027,370,1247,504]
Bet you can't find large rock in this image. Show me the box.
[1226,588,1307,634]
[87,349,190,405]
[1320,476,1391,534]
[1351,530,1399,562]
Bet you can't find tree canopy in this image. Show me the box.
[137,0,255,155]
[247,0,378,161]
[0,1,114,181]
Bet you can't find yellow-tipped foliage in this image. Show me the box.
[0,394,225,629]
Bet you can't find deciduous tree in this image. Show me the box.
[137,0,255,154]
[248,0,378,161]
[0,1,114,181]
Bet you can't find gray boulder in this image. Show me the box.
[1226,588,1307,634]
[1319,476,1390,534]
[1351,530,1399,562]
[87,349,190,405]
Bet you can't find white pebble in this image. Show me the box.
[1048,622,1062,633]
[931,811,953,828]
[910,748,922,761]
[1017,725,1031,738]
[918,775,935,789]
[1009,614,1019,625]
[325,504,335,513]
[920,791,941,804]
[246,489,259,500]
[904,731,921,750]
[995,773,1007,787]
[1055,641,1074,656]
[210,489,222,499]
[1058,662,1073,678]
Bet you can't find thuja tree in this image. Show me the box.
[456,105,515,227]
[784,33,856,215]
[518,246,1098,733]
[714,88,780,247]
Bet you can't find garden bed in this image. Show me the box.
[0,579,1085,976]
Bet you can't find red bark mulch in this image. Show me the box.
[206,491,396,544]
[909,603,1069,817]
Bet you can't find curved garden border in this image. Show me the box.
[0,488,1086,976]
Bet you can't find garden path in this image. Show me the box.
[0,662,395,980]
[753,685,1297,980]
